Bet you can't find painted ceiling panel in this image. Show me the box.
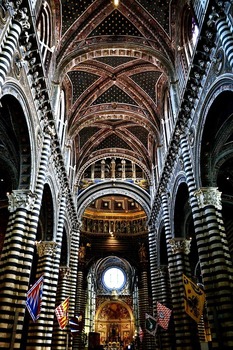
[58,0,174,183]
[61,0,95,34]
[68,71,100,101]
[88,10,143,37]
[95,134,133,151]
[94,56,136,68]
[130,71,162,102]
[136,0,171,35]
[92,85,138,105]
[127,126,148,148]
[79,127,100,148]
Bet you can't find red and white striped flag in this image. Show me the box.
[55,297,69,329]
[139,326,144,342]
[157,302,172,330]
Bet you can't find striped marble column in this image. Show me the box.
[216,15,233,69]
[194,187,233,349]
[68,225,81,321]
[161,192,190,350]
[0,126,54,349]
[138,258,155,350]
[0,190,37,349]
[168,238,200,350]
[148,225,158,311]
[155,266,173,350]
[0,6,30,92]
[148,221,173,349]
[73,242,87,350]
[25,241,58,349]
[47,192,70,350]
[180,133,233,348]
[52,267,71,350]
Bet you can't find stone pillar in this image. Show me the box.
[168,238,200,350]
[159,192,176,349]
[50,190,70,350]
[194,187,233,349]
[91,163,95,181]
[132,161,136,181]
[0,3,30,93]
[52,267,71,350]
[121,159,126,180]
[111,158,116,179]
[0,190,37,349]
[148,225,158,312]
[0,124,55,348]
[73,235,87,350]
[26,241,58,349]
[101,159,105,180]
[208,2,233,69]
[138,245,154,350]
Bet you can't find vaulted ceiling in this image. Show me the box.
[54,0,177,260]
[55,0,176,183]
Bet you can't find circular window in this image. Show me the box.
[103,267,126,290]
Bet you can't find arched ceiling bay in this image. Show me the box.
[56,0,176,181]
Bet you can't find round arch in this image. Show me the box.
[194,77,233,187]
[1,82,37,190]
[170,173,188,237]
[76,180,151,219]
[95,298,135,346]
[56,45,175,83]
[76,153,153,186]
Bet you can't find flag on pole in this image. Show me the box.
[69,312,84,337]
[55,297,69,329]
[145,313,157,335]
[26,275,44,322]
[156,302,172,330]
[139,326,144,342]
[183,274,205,323]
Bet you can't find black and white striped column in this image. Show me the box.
[0,127,54,349]
[148,225,158,311]
[169,238,201,350]
[180,133,233,348]
[73,253,87,350]
[161,192,199,350]
[216,16,233,69]
[26,241,58,348]
[0,190,37,349]
[194,187,233,349]
[159,193,175,349]
[0,8,30,91]
[138,257,155,350]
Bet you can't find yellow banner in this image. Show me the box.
[183,274,205,323]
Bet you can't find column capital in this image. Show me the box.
[7,190,37,212]
[194,187,222,210]
[36,241,57,257]
[59,266,70,279]
[156,266,168,276]
[169,238,191,255]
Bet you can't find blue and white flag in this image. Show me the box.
[26,275,44,322]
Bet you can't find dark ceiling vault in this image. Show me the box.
[55,0,176,262]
